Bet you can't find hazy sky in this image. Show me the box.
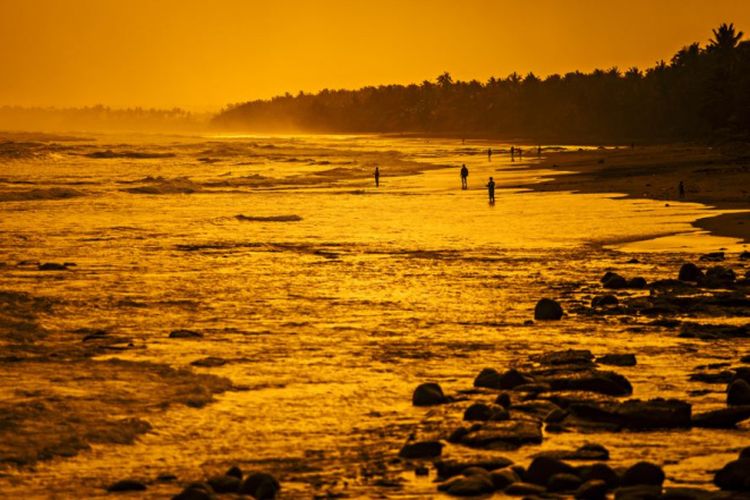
[1,0,749,110]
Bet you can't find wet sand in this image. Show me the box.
[525,145,750,244]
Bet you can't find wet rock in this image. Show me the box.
[660,487,713,500]
[107,479,147,492]
[621,462,665,487]
[700,252,725,262]
[458,419,543,449]
[445,474,494,496]
[648,318,681,328]
[399,440,443,459]
[692,406,750,428]
[157,474,177,482]
[615,485,662,499]
[435,458,514,479]
[534,298,564,320]
[239,472,280,499]
[461,466,489,477]
[567,398,691,429]
[172,487,213,500]
[38,262,71,271]
[543,369,632,396]
[741,354,750,364]
[525,456,579,486]
[490,468,520,490]
[597,354,636,367]
[580,463,620,489]
[575,479,609,500]
[511,400,562,419]
[741,447,750,459]
[679,322,749,340]
[703,266,736,287]
[495,392,512,408]
[412,382,447,406]
[190,357,227,368]
[474,368,531,390]
[741,251,750,261]
[626,277,647,289]
[714,458,750,491]
[534,444,609,461]
[504,482,547,496]
[207,475,240,493]
[603,274,628,289]
[464,403,509,421]
[533,349,594,366]
[549,472,583,492]
[414,465,429,476]
[592,294,619,308]
[169,329,204,339]
[545,408,568,423]
[226,466,243,479]
[728,379,750,406]
[689,371,734,384]
[678,263,703,282]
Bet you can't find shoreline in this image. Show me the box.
[518,144,750,244]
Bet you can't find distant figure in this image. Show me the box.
[487,147,492,161]
[518,147,523,159]
[487,176,496,203]
[511,146,515,160]
[678,180,685,199]
[537,145,542,157]
[374,166,380,187]
[460,164,469,189]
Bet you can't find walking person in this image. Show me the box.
[511,146,515,162]
[487,147,492,161]
[374,166,380,187]
[460,164,469,190]
[486,176,496,204]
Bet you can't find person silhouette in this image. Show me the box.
[511,146,515,162]
[518,147,523,159]
[487,147,492,161]
[374,166,380,187]
[678,180,685,199]
[537,145,542,157]
[487,176,495,203]
[460,164,469,190]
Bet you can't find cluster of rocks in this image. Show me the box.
[714,447,750,492]
[107,466,280,499]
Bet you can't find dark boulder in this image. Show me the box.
[626,277,648,289]
[714,458,750,491]
[504,482,547,495]
[597,354,637,367]
[412,382,447,406]
[226,466,243,479]
[107,479,147,492]
[603,274,628,289]
[172,487,213,500]
[239,472,280,499]
[444,474,494,496]
[728,379,750,406]
[660,487,714,500]
[614,485,663,499]
[525,456,579,486]
[191,357,227,368]
[703,266,736,287]
[535,298,564,320]
[435,458,513,479]
[692,406,750,428]
[621,462,665,487]
[458,419,543,449]
[534,444,609,461]
[568,398,691,429]
[580,463,620,489]
[207,475,240,493]
[549,473,583,492]
[38,262,70,271]
[679,322,749,340]
[169,329,203,339]
[678,263,703,282]
[474,368,530,390]
[490,468,520,490]
[592,295,619,308]
[575,479,609,500]
[464,403,492,421]
[699,252,725,262]
[544,369,633,396]
[533,349,594,366]
[495,392,511,408]
[741,447,750,459]
[399,440,443,459]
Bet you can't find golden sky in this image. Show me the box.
[1,0,749,110]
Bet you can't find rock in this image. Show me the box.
[741,251,750,261]
[444,474,494,496]
[660,487,714,499]
[534,298,564,320]
[597,354,636,367]
[592,294,619,307]
[191,357,227,368]
[741,355,750,364]
[107,479,148,492]
[490,468,520,490]
[728,379,750,405]
[678,263,703,282]
[575,479,609,500]
[399,440,443,459]
[172,487,213,500]
[549,473,583,492]
[568,398,690,429]
[504,482,547,495]
[412,382,447,406]
[580,463,620,489]
[169,329,203,339]
[464,403,508,421]
[495,392,511,408]
[239,472,280,499]
[38,262,70,271]
[458,419,543,449]
[535,444,609,461]
[533,349,594,366]
[627,258,640,264]
[415,465,429,476]
[525,456,579,486]
[741,447,750,459]
[679,322,749,340]
[435,458,514,479]
[157,474,177,482]
[703,266,736,287]
[626,277,647,289]
[226,466,243,479]
[689,371,734,384]
[699,252,725,262]
[544,369,633,396]
[474,368,530,390]
[621,462,665,487]
[714,458,750,491]
[692,406,750,428]
[207,475,240,493]
[603,274,628,289]
[545,408,568,423]
[511,400,562,419]
[615,485,663,499]
[461,466,490,477]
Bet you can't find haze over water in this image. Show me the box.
[1,134,748,497]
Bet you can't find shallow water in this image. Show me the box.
[0,134,748,498]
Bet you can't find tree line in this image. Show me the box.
[213,24,750,143]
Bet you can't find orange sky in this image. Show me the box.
[1,0,749,110]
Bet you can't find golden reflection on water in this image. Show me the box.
[0,134,748,497]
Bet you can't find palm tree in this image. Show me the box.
[708,23,744,51]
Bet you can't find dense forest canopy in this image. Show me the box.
[213,24,750,143]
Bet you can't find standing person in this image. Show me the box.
[511,146,515,162]
[518,147,523,160]
[487,147,492,161]
[537,145,542,157]
[486,176,496,203]
[374,166,380,187]
[460,164,469,190]
[678,180,685,199]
